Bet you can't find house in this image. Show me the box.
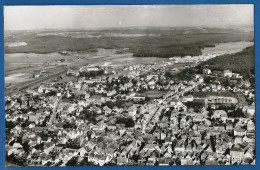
[158,158,170,165]
[243,135,255,143]
[244,150,254,162]
[246,106,255,116]
[212,71,222,77]
[185,144,193,153]
[55,144,65,152]
[247,120,255,131]
[80,66,99,72]
[234,128,246,136]
[146,157,157,165]
[128,106,137,117]
[174,142,185,153]
[103,106,112,115]
[205,160,218,165]
[206,96,238,104]
[222,155,231,165]
[203,68,211,75]
[143,144,159,152]
[165,137,172,145]
[106,125,116,131]
[28,114,37,122]
[78,147,87,158]
[223,70,232,78]
[160,132,167,140]
[88,152,96,162]
[211,110,227,119]
[220,112,228,123]
[230,147,244,164]
[132,96,145,101]
[95,155,108,166]
[181,154,193,165]
[138,158,146,165]
[193,114,205,122]
[107,90,117,97]
[226,123,233,131]
[182,95,194,102]
[117,157,129,165]
[216,143,228,155]
[32,127,47,133]
[234,136,243,144]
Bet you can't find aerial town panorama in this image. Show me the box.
[4,5,255,166]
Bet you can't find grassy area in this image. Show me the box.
[137,90,167,99]
[193,91,236,98]
[235,92,248,105]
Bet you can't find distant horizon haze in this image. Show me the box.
[4,5,254,31]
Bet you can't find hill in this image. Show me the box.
[196,45,254,76]
[168,45,254,85]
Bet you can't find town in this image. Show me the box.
[5,57,255,166]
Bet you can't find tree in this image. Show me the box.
[169,159,175,165]
[175,157,181,165]
[81,108,97,123]
[119,76,130,84]
[63,122,76,129]
[131,155,139,162]
[45,161,52,166]
[22,142,30,153]
[79,160,96,166]
[104,162,117,166]
[35,143,44,150]
[116,117,135,127]
[185,101,204,112]
[131,79,138,85]
[66,157,78,166]
[6,121,16,129]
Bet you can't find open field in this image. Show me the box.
[5,68,67,95]
[137,90,168,99]
[201,41,254,55]
[235,92,248,105]
[193,91,236,98]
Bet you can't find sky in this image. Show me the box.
[4,5,254,30]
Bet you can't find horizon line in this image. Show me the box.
[4,25,254,32]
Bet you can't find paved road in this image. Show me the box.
[49,92,64,124]
[49,83,69,124]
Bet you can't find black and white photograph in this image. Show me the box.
[4,5,255,166]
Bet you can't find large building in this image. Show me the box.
[79,65,99,72]
[206,96,238,104]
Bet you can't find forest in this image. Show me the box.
[5,27,253,58]
[196,45,254,76]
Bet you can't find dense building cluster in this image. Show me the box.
[5,60,255,166]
